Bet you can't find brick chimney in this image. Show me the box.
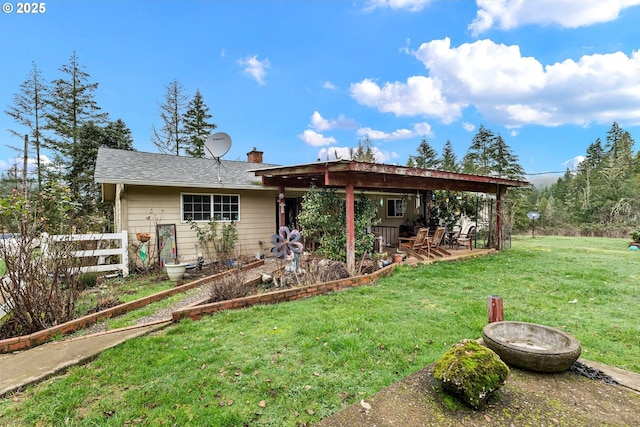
[247,147,263,163]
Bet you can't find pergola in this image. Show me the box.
[253,160,530,272]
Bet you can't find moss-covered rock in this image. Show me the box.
[432,339,509,410]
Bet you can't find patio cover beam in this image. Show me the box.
[253,160,530,271]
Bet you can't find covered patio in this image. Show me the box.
[254,160,530,272]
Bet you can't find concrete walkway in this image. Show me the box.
[0,320,170,396]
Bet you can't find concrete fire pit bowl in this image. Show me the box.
[482,321,581,373]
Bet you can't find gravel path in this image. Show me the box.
[72,258,281,337]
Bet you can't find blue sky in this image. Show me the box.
[2,0,640,184]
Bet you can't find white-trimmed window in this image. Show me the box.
[386,198,405,218]
[182,194,240,221]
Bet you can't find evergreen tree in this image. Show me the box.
[462,125,495,175]
[183,89,216,158]
[152,79,188,156]
[71,121,103,212]
[44,52,108,189]
[409,138,439,169]
[5,62,49,192]
[583,138,604,171]
[493,134,524,180]
[605,122,634,176]
[440,140,459,172]
[102,119,135,151]
[351,137,376,162]
[72,119,134,219]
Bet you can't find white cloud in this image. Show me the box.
[352,36,640,130]
[317,145,393,163]
[298,129,337,147]
[309,111,356,132]
[322,81,336,90]
[470,0,640,36]
[462,122,476,132]
[238,55,270,85]
[317,146,351,161]
[413,38,545,101]
[563,155,585,171]
[350,76,464,123]
[0,154,52,172]
[404,37,640,128]
[364,0,433,12]
[357,121,432,141]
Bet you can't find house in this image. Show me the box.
[95,147,529,271]
[94,147,284,266]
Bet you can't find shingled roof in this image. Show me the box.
[94,147,280,190]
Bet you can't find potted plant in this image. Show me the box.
[165,257,187,281]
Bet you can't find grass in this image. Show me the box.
[74,274,176,321]
[1,236,638,426]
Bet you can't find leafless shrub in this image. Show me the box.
[0,187,87,338]
[208,267,255,303]
[0,233,86,337]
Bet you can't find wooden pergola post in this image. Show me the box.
[345,183,355,273]
[495,185,505,250]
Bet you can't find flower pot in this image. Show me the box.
[136,232,151,242]
[165,263,187,281]
[393,253,404,263]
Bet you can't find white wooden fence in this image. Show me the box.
[40,230,129,278]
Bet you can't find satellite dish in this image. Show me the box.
[204,132,232,159]
[527,211,540,220]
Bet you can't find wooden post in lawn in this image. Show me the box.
[488,295,503,323]
[345,183,355,274]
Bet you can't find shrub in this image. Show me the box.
[297,186,380,263]
[188,218,238,267]
[77,271,102,291]
[0,185,86,336]
[209,269,254,302]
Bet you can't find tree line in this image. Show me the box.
[3,53,217,230]
[528,122,639,236]
[401,122,639,236]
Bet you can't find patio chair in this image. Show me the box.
[424,226,451,257]
[456,225,477,250]
[398,227,430,260]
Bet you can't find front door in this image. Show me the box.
[275,197,299,231]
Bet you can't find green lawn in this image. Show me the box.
[1,236,638,426]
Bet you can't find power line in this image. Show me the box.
[524,170,577,176]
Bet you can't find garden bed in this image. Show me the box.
[0,259,267,353]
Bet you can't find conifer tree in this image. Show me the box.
[152,79,188,156]
[408,138,439,169]
[72,119,134,220]
[5,62,49,191]
[440,140,459,172]
[351,137,376,162]
[462,125,495,175]
[183,89,216,158]
[493,134,524,180]
[605,122,634,175]
[44,52,108,189]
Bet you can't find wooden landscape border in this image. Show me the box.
[0,260,265,353]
